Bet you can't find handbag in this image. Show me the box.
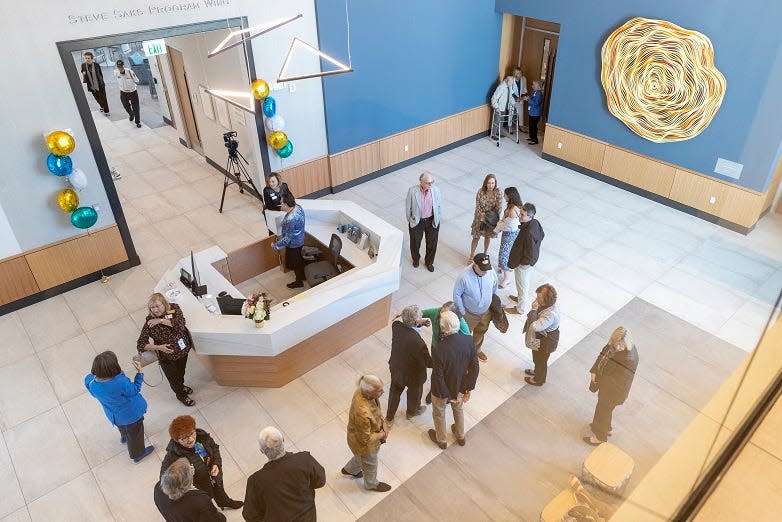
[480,209,500,232]
[132,350,159,368]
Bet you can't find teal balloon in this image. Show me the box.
[70,206,98,229]
[262,96,276,117]
[47,154,73,176]
[276,140,293,158]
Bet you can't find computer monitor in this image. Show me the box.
[217,295,245,315]
[189,250,207,297]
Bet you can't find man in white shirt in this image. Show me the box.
[114,59,141,128]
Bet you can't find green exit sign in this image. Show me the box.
[142,39,167,56]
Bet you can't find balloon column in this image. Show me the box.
[251,79,294,159]
[44,130,98,230]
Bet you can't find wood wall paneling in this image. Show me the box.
[716,187,765,228]
[670,170,730,215]
[525,17,561,33]
[498,14,518,79]
[0,256,40,306]
[24,225,128,291]
[328,142,381,187]
[543,126,605,172]
[195,295,391,387]
[763,155,782,214]
[601,146,675,197]
[226,236,279,284]
[280,156,330,197]
[379,128,425,169]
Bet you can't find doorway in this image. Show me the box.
[167,45,201,151]
[57,19,270,265]
[500,16,560,133]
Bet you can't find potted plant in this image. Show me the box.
[241,292,271,327]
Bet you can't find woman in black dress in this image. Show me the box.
[262,172,289,211]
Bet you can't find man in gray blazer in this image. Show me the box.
[405,172,442,272]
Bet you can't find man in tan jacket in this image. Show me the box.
[341,375,391,492]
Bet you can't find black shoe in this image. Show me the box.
[426,264,434,272]
[412,259,419,268]
[341,467,363,478]
[136,123,141,128]
[132,445,154,464]
[371,482,392,492]
[287,281,304,288]
[218,499,244,510]
[583,436,603,446]
[182,386,193,395]
[524,376,543,386]
[428,429,446,449]
[528,141,538,145]
[524,369,535,377]
[451,424,465,446]
[179,396,195,407]
[425,391,432,404]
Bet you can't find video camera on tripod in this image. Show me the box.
[223,131,239,156]
[218,130,261,213]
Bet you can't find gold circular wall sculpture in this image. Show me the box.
[601,17,726,143]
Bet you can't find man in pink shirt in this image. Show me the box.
[405,172,442,272]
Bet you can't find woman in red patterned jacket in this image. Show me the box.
[137,293,195,406]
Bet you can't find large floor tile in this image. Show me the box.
[93,447,162,522]
[250,379,335,445]
[86,316,144,365]
[62,393,129,468]
[0,313,34,368]
[5,407,89,502]
[62,280,127,332]
[37,334,96,403]
[26,471,112,522]
[17,296,83,352]
[0,356,59,430]
[106,265,158,313]
[0,435,25,519]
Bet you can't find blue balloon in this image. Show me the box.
[47,154,73,176]
[262,96,276,118]
[276,140,293,158]
[70,206,98,229]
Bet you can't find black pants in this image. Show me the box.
[285,245,305,283]
[120,90,140,124]
[591,397,618,441]
[532,348,551,383]
[118,417,146,459]
[409,217,439,266]
[528,115,540,143]
[386,379,424,419]
[160,356,189,400]
[90,85,109,113]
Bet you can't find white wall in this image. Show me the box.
[145,53,172,121]
[0,204,21,259]
[0,0,326,253]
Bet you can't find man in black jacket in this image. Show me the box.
[155,458,226,522]
[80,52,110,115]
[386,305,432,424]
[429,311,480,449]
[243,426,326,522]
[506,202,544,315]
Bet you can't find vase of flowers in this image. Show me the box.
[241,292,271,327]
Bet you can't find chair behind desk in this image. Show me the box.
[305,233,342,287]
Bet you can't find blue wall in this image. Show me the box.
[495,0,782,192]
[316,0,502,153]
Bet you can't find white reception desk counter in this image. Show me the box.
[155,199,402,386]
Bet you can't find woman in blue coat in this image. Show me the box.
[525,80,544,145]
[85,351,154,463]
[272,191,306,289]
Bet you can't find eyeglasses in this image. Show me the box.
[421,179,434,185]
[178,431,197,442]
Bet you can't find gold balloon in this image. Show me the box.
[268,131,288,150]
[46,131,76,156]
[57,188,79,213]
[251,79,270,100]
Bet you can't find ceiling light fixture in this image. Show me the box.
[276,37,353,82]
[208,14,303,58]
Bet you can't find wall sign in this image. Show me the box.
[142,39,167,56]
[66,1,231,25]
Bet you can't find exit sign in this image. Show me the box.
[142,39,167,56]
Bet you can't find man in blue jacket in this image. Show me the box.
[428,311,479,449]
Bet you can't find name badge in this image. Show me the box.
[177,338,186,350]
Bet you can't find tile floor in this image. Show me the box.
[0,114,781,521]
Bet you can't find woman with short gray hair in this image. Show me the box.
[154,457,226,521]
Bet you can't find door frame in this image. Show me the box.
[167,45,202,151]
[155,54,176,128]
[56,18,271,270]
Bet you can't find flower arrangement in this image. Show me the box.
[241,292,271,325]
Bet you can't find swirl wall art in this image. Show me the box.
[601,17,726,143]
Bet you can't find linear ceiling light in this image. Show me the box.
[206,88,256,114]
[276,37,353,82]
[208,14,303,58]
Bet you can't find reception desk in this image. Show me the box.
[155,200,402,387]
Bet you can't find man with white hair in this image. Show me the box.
[342,375,391,492]
[429,311,479,449]
[405,171,442,272]
[242,426,325,521]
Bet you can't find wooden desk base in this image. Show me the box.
[193,295,391,387]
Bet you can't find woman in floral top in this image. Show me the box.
[136,293,195,406]
[468,173,502,262]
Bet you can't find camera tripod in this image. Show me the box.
[219,148,261,213]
